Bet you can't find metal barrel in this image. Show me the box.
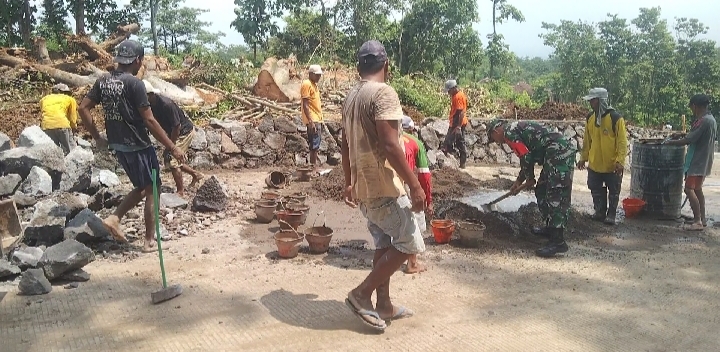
[629,142,685,219]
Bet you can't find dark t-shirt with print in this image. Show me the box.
[150,94,194,137]
[86,71,152,151]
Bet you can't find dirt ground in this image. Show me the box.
[2,165,720,351]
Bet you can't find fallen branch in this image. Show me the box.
[100,23,141,51]
[0,53,95,87]
[68,34,112,62]
[244,96,297,114]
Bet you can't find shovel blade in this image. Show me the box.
[151,284,183,304]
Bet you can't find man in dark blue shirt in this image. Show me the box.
[79,40,185,253]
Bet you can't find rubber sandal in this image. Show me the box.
[385,306,414,321]
[683,223,704,231]
[344,298,386,331]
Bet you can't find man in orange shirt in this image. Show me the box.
[443,79,468,168]
[301,65,323,172]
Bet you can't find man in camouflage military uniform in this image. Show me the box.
[487,119,576,257]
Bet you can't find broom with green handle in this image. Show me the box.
[150,168,183,304]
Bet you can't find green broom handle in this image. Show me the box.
[152,169,167,288]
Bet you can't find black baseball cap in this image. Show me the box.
[357,40,388,64]
[689,94,710,107]
[114,40,144,65]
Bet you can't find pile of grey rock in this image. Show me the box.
[1,239,94,295]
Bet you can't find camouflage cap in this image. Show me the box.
[486,119,505,140]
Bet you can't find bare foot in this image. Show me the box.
[189,173,204,188]
[102,216,127,243]
[176,190,185,197]
[142,239,161,253]
[403,262,427,274]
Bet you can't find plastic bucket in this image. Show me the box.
[304,226,334,254]
[265,171,287,189]
[274,231,304,258]
[622,198,646,219]
[456,221,486,248]
[431,219,455,244]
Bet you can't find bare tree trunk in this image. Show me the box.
[68,35,112,62]
[33,37,51,64]
[150,0,159,55]
[21,0,31,47]
[73,0,86,35]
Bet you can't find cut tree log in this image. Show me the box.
[0,53,95,87]
[68,35,112,62]
[33,37,51,65]
[100,23,141,52]
[155,70,190,87]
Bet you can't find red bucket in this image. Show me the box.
[431,219,455,244]
[622,198,646,219]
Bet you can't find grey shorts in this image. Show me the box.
[360,195,426,254]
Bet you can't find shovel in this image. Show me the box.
[481,181,540,212]
[150,169,183,304]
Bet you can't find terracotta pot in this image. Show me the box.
[276,211,304,231]
[274,231,304,259]
[254,201,276,224]
[296,167,313,182]
[304,226,334,254]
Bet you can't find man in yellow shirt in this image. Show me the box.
[301,65,323,172]
[577,88,628,225]
[39,83,78,155]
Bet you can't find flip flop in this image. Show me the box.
[684,220,708,227]
[683,223,705,231]
[344,298,386,331]
[384,306,414,321]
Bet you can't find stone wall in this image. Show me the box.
[180,117,670,170]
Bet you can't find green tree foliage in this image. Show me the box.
[39,0,71,45]
[137,0,225,54]
[540,7,720,126]
[268,8,345,63]
[231,0,295,61]
[487,0,525,78]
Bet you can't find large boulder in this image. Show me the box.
[20,166,53,197]
[430,120,450,136]
[230,128,247,145]
[274,116,299,134]
[60,148,94,192]
[0,174,22,197]
[220,133,241,154]
[192,176,228,212]
[0,132,11,152]
[24,199,71,246]
[10,246,44,269]
[90,169,120,192]
[0,145,65,189]
[17,126,55,147]
[18,269,52,295]
[63,209,112,244]
[419,127,441,151]
[40,239,95,280]
[242,145,270,158]
[60,268,90,282]
[0,259,21,279]
[209,118,249,133]
[263,133,286,150]
[190,152,214,169]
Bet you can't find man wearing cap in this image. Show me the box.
[577,87,628,225]
[443,79,469,168]
[144,80,204,197]
[665,94,717,231]
[39,83,78,155]
[342,40,426,331]
[79,40,186,253]
[401,115,433,274]
[487,119,576,257]
[301,64,324,172]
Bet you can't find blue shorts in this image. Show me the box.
[307,125,322,151]
[115,147,161,190]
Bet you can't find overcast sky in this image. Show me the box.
[120,0,720,58]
